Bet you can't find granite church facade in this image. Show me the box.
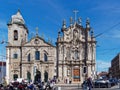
[6,10,96,84]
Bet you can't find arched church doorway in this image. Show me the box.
[44,71,48,82]
[34,69,41,83]
[73,66,80,82]
[27,71,31,82]
[13,74,18,80]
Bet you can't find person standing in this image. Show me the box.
[82,77,88,90]
[2,77,7,90]
[87,77,93,90]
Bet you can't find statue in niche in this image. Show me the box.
[73,30,79,45]
[73,30,78,40]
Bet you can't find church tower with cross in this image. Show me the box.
[6,10,56,83]
[7,9,28,46]
[56,10,96,83]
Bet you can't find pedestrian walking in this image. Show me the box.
[82,79,88,90]
[87,77,93,90]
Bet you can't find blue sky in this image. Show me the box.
[0,0,120,72]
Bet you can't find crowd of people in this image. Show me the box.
[0,78,56,90]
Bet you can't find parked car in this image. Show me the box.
[118,79,120,83]
[94,79,111,88]
[109,78,118,86]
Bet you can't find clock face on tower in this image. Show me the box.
[34,39,39,44]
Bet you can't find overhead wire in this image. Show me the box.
[95,22,120,38]
[95,22,120,56]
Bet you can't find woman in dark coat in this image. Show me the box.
[87,77,93,90]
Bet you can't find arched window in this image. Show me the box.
[75,50,79,60]
[34,70,41,83]
[13,74,18,80]
[35,51,40,60]
[13,53,18,59]
[73,30,78,39]
[66,47,71,59]
[28,53,31,62]
[44,53,48,61]
[14,30,18,40]
[27,71,31,82]
[44,71,48,82]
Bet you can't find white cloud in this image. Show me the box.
[0,20,8,42]
[90,1,120,15]
[110,30,120,38]
[96,60,111,72]
[0,20,7,29]
[102,30,120,39]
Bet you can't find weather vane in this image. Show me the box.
[73,10,79,22]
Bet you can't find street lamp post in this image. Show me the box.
[20,46,22,78]
[20,39,23,78]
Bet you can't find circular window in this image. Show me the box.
[34,39,39,44]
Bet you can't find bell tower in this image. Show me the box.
[6,10,28,83]
[7,9,28,46]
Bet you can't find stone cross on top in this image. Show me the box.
[73,10,79,23]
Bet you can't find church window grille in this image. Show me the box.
[14,30,18,40]
[28,53,31,61]
[35,51,40,60]
[13,53,18,59]
[44,53,48,62]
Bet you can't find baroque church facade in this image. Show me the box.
[56,17,96,83]
[6,10,96,84]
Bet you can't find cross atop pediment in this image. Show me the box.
[73,10,79,22]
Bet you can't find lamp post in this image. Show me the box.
[20,39,23,78]
[20,46,22,78]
